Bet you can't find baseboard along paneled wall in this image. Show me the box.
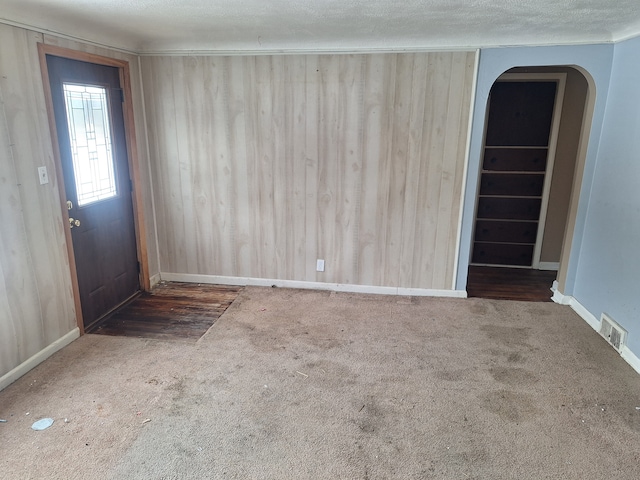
[142,51,476,290]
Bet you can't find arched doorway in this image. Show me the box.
[466,66,591,301]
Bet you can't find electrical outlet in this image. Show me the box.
[38,166,49,185]
[316,259,325,272]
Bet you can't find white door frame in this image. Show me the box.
[479,72,567,270]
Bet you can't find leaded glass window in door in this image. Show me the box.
[62,83,117,206]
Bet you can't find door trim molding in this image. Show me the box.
[37,43,150,334]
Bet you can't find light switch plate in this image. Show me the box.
[38,166,49,185]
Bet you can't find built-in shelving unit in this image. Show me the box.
[471,80,558,267]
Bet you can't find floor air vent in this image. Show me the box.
[599,313,627,353]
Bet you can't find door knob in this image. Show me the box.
[69,217,80,228]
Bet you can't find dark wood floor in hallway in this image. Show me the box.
[466,265,557,302]
[88,282,242,339]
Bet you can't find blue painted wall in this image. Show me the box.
[457,39,640,360]
[572,36,640,354]
[456,44,614,294]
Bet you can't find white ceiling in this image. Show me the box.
[1,0,640,54]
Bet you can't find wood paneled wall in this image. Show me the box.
[142,51,476,289]
[0,23,157,381]
[0,24,76,374]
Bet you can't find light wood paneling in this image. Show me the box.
[0,24,77,377]
[142,51,476,290]
[0,77,41,371]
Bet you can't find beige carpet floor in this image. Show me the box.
[1,286,640,479]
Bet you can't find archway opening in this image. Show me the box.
[466,65,591,301]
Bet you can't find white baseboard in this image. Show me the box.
[397,287,467,298]
[567,296,601,331]
[159,272,468,298]
[537,262,560,271]
[551,288,571,305]
[149,273,161,288]
[621,346,640,374]
[0,328,80,391]
[552,291,640,375]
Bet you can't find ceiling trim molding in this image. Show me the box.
[3,17,635,58]
[0,18,138,55]
[612,29,640,44]
[135,39,616,56]
[137,46,480,56]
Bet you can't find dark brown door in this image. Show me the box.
[46,55,139,329]
[472,81,557,267]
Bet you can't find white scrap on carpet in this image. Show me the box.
[32,418,54,431]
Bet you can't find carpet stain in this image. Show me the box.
[480,324,532,347]
[302,359,356,385]
[489,367,538,386]
[507,352,526,363]
[304,335,343,350]
[527,306,553,316]
[353,398,385,434]
[469,303,489,315]
[481,390,539,423]
[486,348,528,364]
[247,332,288,352]
[96,403,111,417]
[622,410,640,433]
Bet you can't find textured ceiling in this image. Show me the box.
[1,0,640,53]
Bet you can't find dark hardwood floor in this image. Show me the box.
[466,265,557,302]
[88,282,242,340]
[87,269,553,340]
